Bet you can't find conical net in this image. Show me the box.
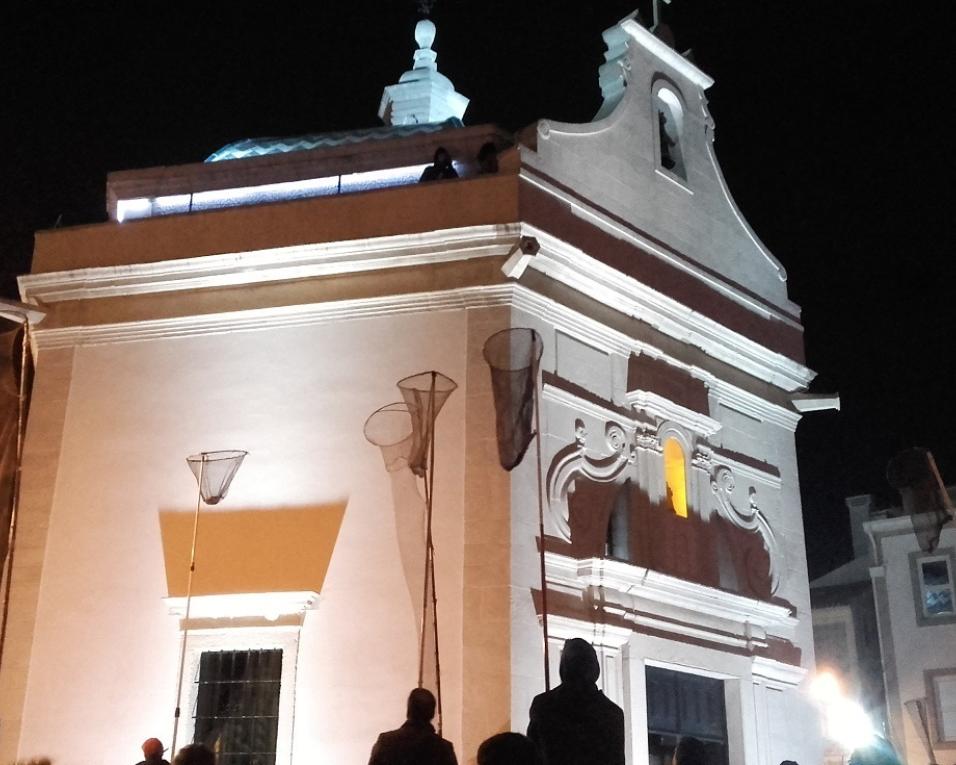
[482,328,543,471]
[187,450,247,505]
[887,447,954,553]
[364,402,417,472]
[397,371,457,477]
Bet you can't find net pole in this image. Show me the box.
[171,456,204,758]
[425,373,444,735]
[0,324,31,671]
[417,388,432,689]
[532,363,551,691]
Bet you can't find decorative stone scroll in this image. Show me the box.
[710,465,783,594]
[547,419,636,541]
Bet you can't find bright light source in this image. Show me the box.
[827,698,875,752]
[116,197,152,222]
[810,670,876,753]
[810,670,842,704]
[114,163,434,221]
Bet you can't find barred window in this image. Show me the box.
[194,649,282,765]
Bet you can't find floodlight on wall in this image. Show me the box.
[170,449,247,757]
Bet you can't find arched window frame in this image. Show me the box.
[658,424,692,519]
[651,79,690,188]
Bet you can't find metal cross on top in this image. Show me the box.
[652,0,672,29]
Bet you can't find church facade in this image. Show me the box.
[0,14,823,765]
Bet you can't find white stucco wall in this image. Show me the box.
[15,310,472,765]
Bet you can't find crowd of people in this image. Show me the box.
[418,142,500,184]
[21,638,798,765]
[132,638,728,765]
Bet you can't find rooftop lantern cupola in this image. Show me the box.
[378,19,469,127]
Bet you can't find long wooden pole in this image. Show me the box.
[426,375,444,734]
[0,325,31,669]
[171,457,205,758]
[532,364,551,690]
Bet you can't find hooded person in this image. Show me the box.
[526,638,625,765]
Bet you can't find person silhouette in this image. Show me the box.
[136,738,169,765]
[369,687,458,765]
[171,745,214,765]
[477,732,539,765]
[527,638,625,765]
[420,147,459,182]
[476,142,499,175]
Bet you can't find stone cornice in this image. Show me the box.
[19,224,520,304]
[511,221,813,392]
[164,591,319,620]
[624,389,721,437]
[546,553,797,655]
[707,377,802,432]
[24,225,811,395]
[29,285,516,350]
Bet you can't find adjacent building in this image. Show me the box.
[812,492,956,764]
[0,13,824,765]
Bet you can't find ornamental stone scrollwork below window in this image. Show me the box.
[545,415,785,600]
[710,465,783,594]
[548,419,636,541]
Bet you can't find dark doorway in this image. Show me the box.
[646,666,728,765]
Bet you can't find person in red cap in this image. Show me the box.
[137,738,170,765]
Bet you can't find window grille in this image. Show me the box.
[194,649,282,765]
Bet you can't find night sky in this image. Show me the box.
[1,2,953,578]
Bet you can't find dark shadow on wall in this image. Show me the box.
[559,478,776,603]
[159,503,347,597]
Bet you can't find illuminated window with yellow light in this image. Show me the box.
[664,437,688,518]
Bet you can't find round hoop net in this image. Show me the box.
[482,328,543,470]
[397,371,458,477]
[364,402,417,472]
[186,449,247,505]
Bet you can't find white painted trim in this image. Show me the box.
[516,220,812,391]
[29,285,516,349]
[750,656,807,688]
[547,614,633,650]
[619,19,714,90]
[709,378,802,431]
[545,553,798,656]
[625,389,721,437]
[164,591,320,620]
[517,178,800,329]
[19,224,521,303]
[28,275,808,398]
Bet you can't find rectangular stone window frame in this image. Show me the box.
[909,547,956,627]
[925,668,956,748]
[174,627,301,765]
